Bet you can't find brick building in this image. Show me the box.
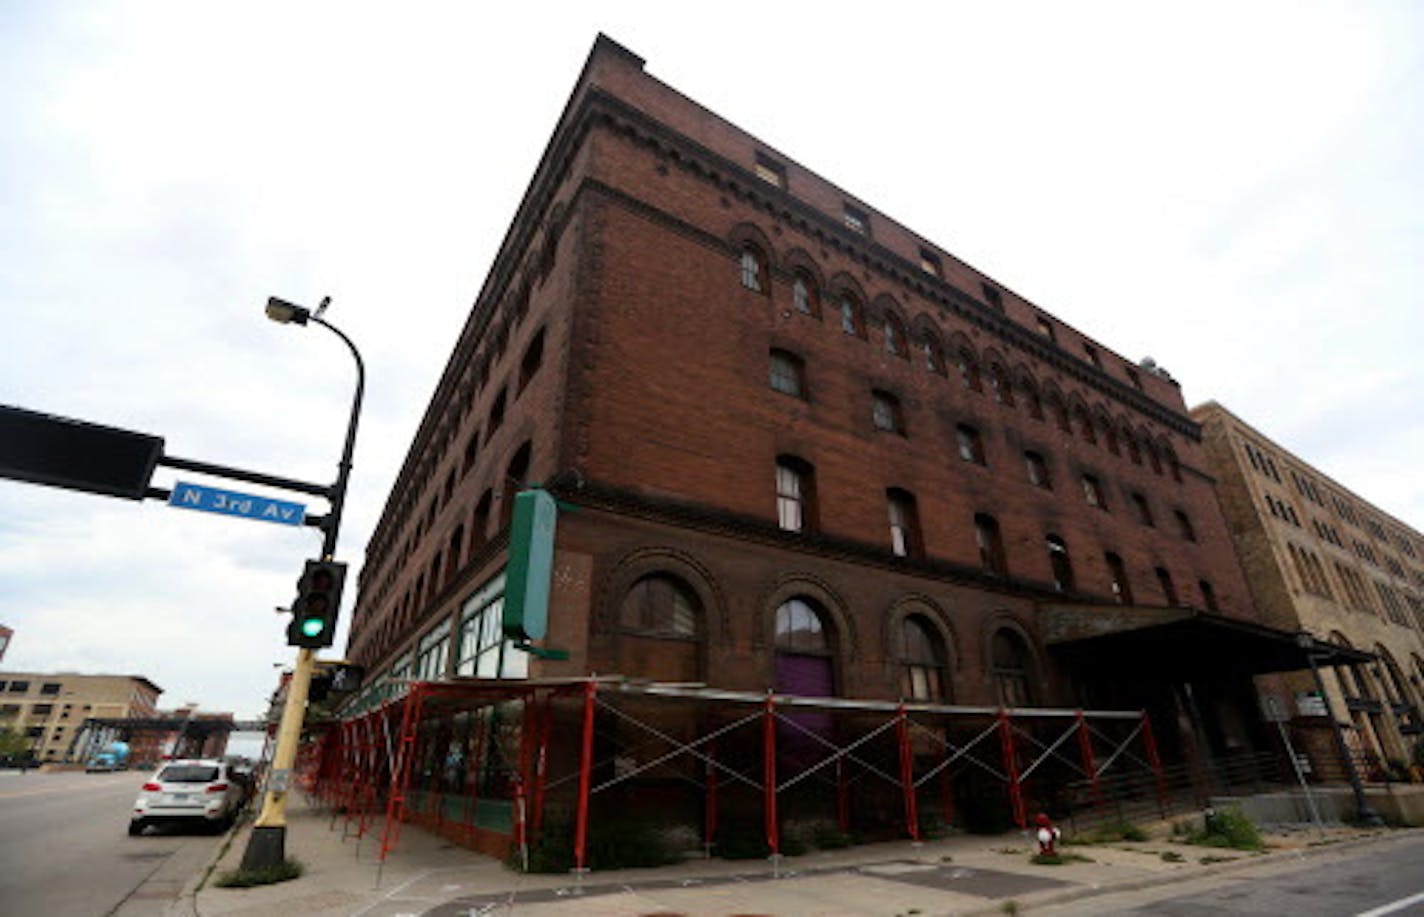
[334,36,1356,846]
[1194,401,1424,778]
[0,671,161,764]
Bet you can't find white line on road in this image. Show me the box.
[1356,890,1424,917]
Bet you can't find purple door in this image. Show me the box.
[774,652,834,765]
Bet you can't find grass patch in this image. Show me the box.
[1000,901,1020,915]
[1030,852,1094,865]
[213,858,303,887]
[1160,850,1185,863]
[1198,855,1235,865]
[1181,808,1264,852]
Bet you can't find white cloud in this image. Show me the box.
[1,0,1421,716]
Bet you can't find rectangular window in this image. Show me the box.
[769,350,804,398]
[754,152,785,188]
[31,704,53,717]
[956,424,985,465]
[1025,451,1051,489]
[1131,493,1154,527]
[7,681,28,694]
[455,573,527,680]
[888,492,917,557]
[872,391,903,434]
[843,204,869,235]
[414,620,451,681]
[39,683,61,696]
[776,462,806,532]
[1082,475,1106,510]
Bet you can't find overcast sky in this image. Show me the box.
[2,1,1420,720]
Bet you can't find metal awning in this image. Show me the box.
[1040,603,1375,677]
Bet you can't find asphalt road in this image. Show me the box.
[0,769,228,917]
[1042,831,1424,916]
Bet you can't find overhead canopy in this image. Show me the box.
[1040,603,1375,678]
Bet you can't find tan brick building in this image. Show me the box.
[1193,401,1424,777]
[0,671,161,763]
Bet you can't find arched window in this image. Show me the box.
[1047,535,1074,592]
[956,350,983,392]
[1022,382,1044,421]
[838,294,864,337]
[613,573,704,682]
[884,314,908,358]
[991,629,1036,707]
[1102,423,1120,456]
[774,597,837,756]
[618,574,699,637]
[792,272,820,316]
[922,338,946,375]
[739,246,766,292]
[989,364,1015,406]
[1075,407,1097,444]
[1125,432,1142,465]
[900,615,948,701]
[775,598,831,654]
[1049,396,1071,433]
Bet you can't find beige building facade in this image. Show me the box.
[0,671,162,763]
[1193,402,1424,777]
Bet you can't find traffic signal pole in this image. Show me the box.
[241,300,365,872]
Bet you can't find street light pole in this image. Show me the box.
[241,297,365,872]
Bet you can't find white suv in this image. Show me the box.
[129,759,245,836]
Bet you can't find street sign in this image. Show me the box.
[504,488,557,641]
[0,404,163,500]
[168,481,306,526]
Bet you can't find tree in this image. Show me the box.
[0,726,31,758]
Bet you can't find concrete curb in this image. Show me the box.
[971,827,1424,914]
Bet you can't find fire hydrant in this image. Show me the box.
[1034,812,1061,856]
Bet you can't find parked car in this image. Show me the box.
[129,759,245,835]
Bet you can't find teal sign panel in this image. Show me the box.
[502,488,556,641]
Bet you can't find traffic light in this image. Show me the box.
[286,560,346,648]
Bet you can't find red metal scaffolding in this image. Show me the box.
[300,677,1168,870]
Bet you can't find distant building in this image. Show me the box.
[1193,401,1424,777]
[0,671,162,763]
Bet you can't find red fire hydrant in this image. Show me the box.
[1034,812,1061,856]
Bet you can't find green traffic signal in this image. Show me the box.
[286,559,347,648]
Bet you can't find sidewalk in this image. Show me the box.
[184,804,1421,916]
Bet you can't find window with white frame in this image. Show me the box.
[455,573,528,679]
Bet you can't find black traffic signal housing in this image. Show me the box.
[286,560,346,648]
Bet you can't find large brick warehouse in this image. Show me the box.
[323,36,1365,859]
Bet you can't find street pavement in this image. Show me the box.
[183,799,1424,916]
[0,769,230,917]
